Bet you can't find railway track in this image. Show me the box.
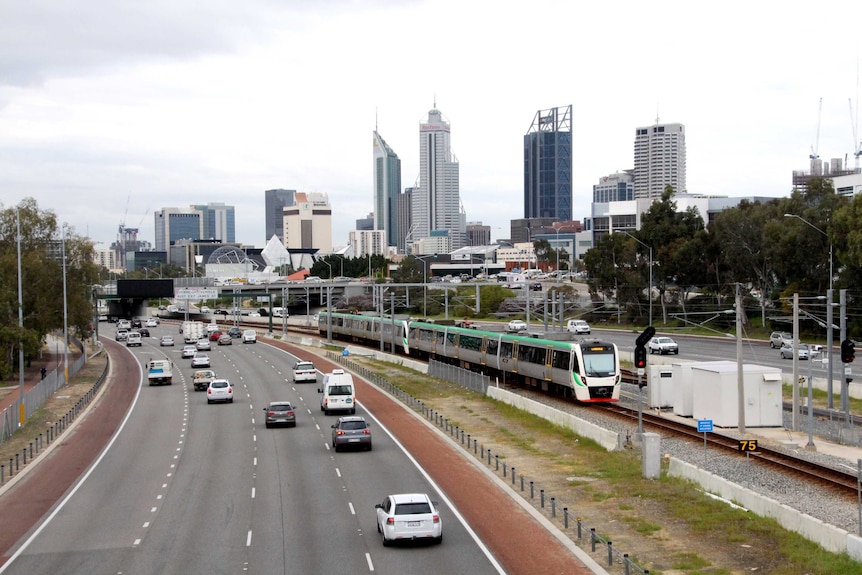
[163,318,862,497]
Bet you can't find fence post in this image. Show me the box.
[607,542,613,566]
[530,481,534,498]
[564,507,568,528]
[540,489,545,508]
[591,528,597,552]
[495,454,499,471]
[551,497,556,517]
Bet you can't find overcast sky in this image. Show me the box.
[2,1,861,250]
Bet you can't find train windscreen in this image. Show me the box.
[580,345,616,377]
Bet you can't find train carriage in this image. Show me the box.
[319,312,619,403]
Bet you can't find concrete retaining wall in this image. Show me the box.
[669,458,862,560]
[486,387,622,451]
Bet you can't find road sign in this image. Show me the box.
[697,419,713,433]
[635,326,657,348]
[175,287,218,300]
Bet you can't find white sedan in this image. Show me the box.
[375,493,442,546]
[507,320,527,333]
[648,337,679,355]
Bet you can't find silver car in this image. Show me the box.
[780,343,809,360]
[191,352,211,368]
[331,416,372,451]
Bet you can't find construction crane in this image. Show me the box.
[810,97,823,161]
[851,98,862,171]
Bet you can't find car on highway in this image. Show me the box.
[293,361,317,383]
[242,330,257,343]
[218,334,232,346]
[648,336,679,355]
[566,319,591,335]
[125,331,142,347]
[530,282,543,291]
[117,319,131,330]
[181,344,197,358]
[159,335,175,347]
[780,342,809,360]
[115,329,129,342]
[331,416,372,451]
[191,352,211,368]
[507,319,527,333]
[137,327,150,338]
[375,493,442,546]
[146,318,159,327]
[208,330,223,341]
[228,327,242,338]
[206,378,233,403]
[195,339,211,351]
[770,331,793,349]
[262,401,296,427]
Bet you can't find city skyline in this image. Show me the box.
[2,1,861,249]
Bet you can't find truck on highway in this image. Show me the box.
[192,369,216,391]
[147,359,173,386]
[181,321,205,344]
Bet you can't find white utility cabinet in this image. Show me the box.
[691,363,783,427]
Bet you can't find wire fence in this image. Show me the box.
[327,351,650,575]
[0,348,109,486]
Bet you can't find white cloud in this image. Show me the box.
[2,0,861,249]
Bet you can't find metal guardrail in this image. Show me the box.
[327,351,650,575]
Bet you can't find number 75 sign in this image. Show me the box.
[737,439,758,452]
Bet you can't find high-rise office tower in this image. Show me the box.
[372,131,401,249]
[524,105,572,220]
[397,187,414,254]
[412,105,463,251]
[265,189,296,242]
[633,122,686,199]
[191,202,235,243]
[154,208,201,252]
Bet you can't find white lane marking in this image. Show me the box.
[253,457,257,466]
[161,484,167,488]
[150,507,157,513]
[133,538,141,546]
[335,468,341,478]
[315,423,320,431]
[143,522,150,528]
[246,530,252,546]
[251,487,256,499]
[324,443,330,451]
[348,502,355,515]
[365,553,374,571]
[156,495,162,500]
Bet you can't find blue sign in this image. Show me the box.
[342,349,350,356]
[697,419,713,433]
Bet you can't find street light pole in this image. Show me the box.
[619,231,653,326]
[784,213,834,408]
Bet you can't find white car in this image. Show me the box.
[206,378,233,403]
[780,343,809,360]
[375,493,442,546]
[181,344,197,358]
[293,361,317,383]
[566,319,591,335]
[191,352,211,368]
[159,335,175,347]
[146,318,159,327]
[507,319,527,333]
[648,336,679,355]
[242,330,257,343]
[195,339,211,351]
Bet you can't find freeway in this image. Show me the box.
[0,324,507,575]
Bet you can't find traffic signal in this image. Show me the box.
[634,345,647,369]
[841,339,856,363]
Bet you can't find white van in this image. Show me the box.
[319,369,356,415]
[566,319,591,335]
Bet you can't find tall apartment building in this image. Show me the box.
[264,189,296,243]
[191,202,235,243]
[593,171,635,203]
[282,192,332,253]
[524,105,572,220]
[372,131,401,249]
[397,187,414,254]
[347,229,387,258]
[633,122,686,199]
[411,105,464,251]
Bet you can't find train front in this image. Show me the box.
[574,341,621,402]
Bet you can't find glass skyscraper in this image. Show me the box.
[523,105,572,221]
[372,131,401,249]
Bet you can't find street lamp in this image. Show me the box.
[784,213,834,408]
[619,231,653,327]
[319,259,332,280]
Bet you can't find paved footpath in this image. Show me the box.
[0,336,607,575]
